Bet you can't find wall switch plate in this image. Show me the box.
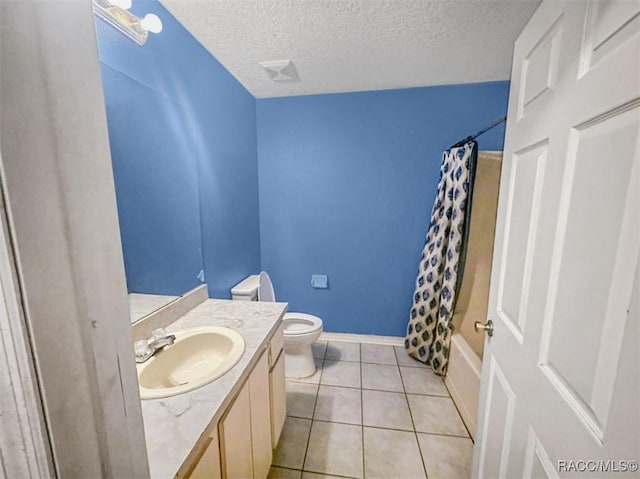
[311,274,328,289]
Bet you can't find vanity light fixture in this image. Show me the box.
[93,0,163,46]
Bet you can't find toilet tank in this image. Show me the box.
[230,275,260,301]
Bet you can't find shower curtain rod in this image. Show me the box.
[450,115,507,149]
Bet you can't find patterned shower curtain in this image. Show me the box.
[405,141,478,375]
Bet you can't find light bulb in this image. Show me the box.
[140,13,163,33]
[109,0,132,9]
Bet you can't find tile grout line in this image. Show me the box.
[272,463,360,479]
[302,466,360,479]
[396,345,430,479]
[270,464,305,478]
[284,415,471,439]
[315,340,365,479]
[287,377,449,399]
[366,386,448,397]
[299,348,325,474]
[307,357,428,368]
[290,378,447,393]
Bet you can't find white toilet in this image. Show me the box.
[231,272,323,378]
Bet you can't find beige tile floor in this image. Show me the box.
[268,341,473,479]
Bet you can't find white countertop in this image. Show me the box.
[140,299,287,478]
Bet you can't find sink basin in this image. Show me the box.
[137,326,245,399]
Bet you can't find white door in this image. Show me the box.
[473,1,640,478]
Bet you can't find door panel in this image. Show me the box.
[539,104,639,441]
[497,141,548,342]
[523,428,558,479]
[518,15,562,119]
[476,357,516,479]
[474,0,639,477]
[580,0,640,74]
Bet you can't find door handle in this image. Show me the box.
[474,320,494,337]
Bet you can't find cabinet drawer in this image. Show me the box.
[269,322,285,369]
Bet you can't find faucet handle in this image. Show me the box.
[134,339,151,359]
[151,328,168,341]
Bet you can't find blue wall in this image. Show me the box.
[257,82,509,336]
[95,0,261,298]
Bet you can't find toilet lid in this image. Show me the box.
[258,271,276,302]
[283,313,323,335]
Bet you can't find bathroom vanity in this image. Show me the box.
[137,299,287,478]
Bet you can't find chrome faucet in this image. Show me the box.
[135,329,176,363]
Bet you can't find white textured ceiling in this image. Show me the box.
[159,0,540,98]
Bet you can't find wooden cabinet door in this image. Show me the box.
[269,349,286,448]
[188,431,222,479]
[249,350,272,479]
[219,381,253,479]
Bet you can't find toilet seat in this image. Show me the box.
[283,313,323,336]
[258,271,276,302]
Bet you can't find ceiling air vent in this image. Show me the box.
[259,60,300,82]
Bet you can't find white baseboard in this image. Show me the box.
[445,374,476,441]
[319,332,405,347]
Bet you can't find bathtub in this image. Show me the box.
[445,332,482,439]
[444,151,500,440]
